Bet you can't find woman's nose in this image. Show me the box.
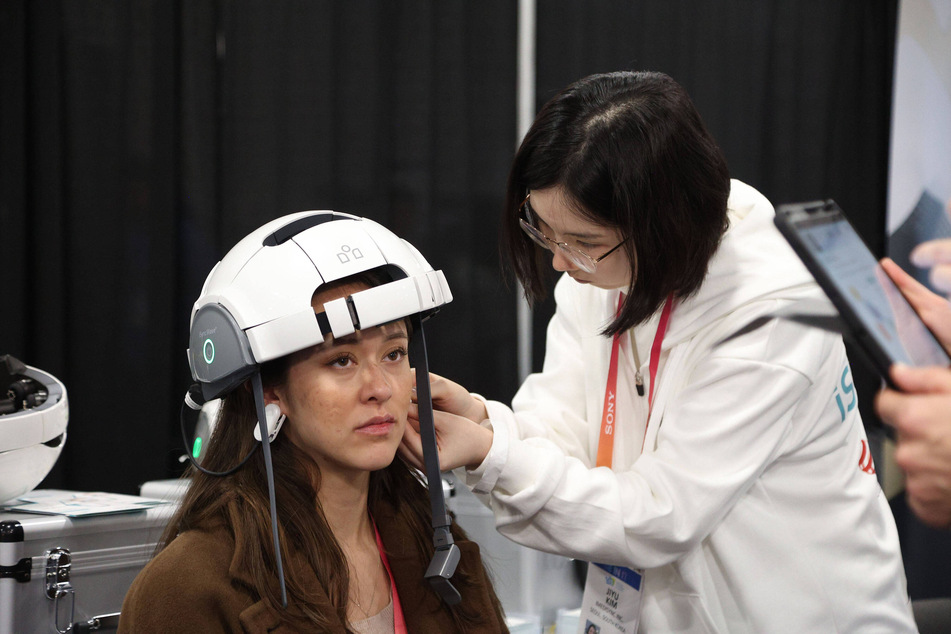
[550,248,576,273]
[361,364,393,402]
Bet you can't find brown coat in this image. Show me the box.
[118,500,508,633]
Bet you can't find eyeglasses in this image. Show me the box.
[517,194,628,274]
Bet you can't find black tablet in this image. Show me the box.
[774,199,950,378]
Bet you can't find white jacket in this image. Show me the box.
[466,181,916,633]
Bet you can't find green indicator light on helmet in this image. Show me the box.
[192,436,203,459]
[203,338,215,364]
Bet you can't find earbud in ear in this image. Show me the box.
[254,402,286,442]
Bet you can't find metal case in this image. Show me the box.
[0,503,175,634]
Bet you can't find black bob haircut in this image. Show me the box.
[501,70,731,336]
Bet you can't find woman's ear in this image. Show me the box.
[263,384,282,407]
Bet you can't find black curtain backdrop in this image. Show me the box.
[1,0,519,490]
[3,0,947,599]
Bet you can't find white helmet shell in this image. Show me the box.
[187,211,452,400]
[0,365,68,503]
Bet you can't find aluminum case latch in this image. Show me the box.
[45,547,75,634]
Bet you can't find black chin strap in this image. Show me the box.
[409,315,462,605]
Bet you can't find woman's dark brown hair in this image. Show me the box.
[502,70,731,335]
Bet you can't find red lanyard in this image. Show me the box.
[374,521,408,633]
[596,293,674,468]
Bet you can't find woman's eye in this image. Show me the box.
[328,355,354,368]
[386,347,408,362]
[576,241,598,251]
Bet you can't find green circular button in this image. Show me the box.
[203,339,215,364]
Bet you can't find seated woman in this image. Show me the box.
[119,213,507,633]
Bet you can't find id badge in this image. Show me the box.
[578,563,643,634]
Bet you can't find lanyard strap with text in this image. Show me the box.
[596,293,674,468]
[374,521,408,633]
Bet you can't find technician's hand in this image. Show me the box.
[400,404,492,472]
[412,371,488,424]
[880,258,951,352]
[876,364,951,529]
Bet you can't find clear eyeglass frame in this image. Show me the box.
[517,193,627,274]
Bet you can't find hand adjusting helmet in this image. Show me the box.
[184,210,461,607]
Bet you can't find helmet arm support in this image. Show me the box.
[250,370,289,609]
[409,315,462,606]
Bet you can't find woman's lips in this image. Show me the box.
[356,416,396,435]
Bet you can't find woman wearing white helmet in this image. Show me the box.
[119,213,507,633]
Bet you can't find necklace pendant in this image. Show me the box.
[635,371,645,396]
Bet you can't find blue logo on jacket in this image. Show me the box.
[833,365,856,422]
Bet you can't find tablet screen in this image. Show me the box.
[791,210,949,368]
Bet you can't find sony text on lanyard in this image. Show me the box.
[580,293,673,634]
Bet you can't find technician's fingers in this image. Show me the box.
[874,388,901,429]
[410,369,453,402]
[881,258,944,310]
[880,258,951,347]
[398,421,425,470]
[909,238,951,297]
[930,265,951,296]
[427,372,463,403]
[905,478,951,530]
[877,390,941,441]
[412,370,486,423]
[889,364,951,394]
[397,442,424,471]
[910,239,951,267]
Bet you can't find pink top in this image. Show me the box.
[373,521,407,634]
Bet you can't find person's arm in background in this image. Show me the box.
[874,258,951,528]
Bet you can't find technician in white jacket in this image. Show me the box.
[401,71,917,633]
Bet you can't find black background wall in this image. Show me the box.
[3,0,947,599]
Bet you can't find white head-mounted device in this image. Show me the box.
[183,210,461,607]
[187,210,452,401]
[0,359,68,503]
